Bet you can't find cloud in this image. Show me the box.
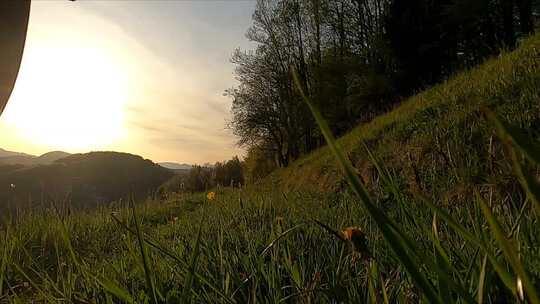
[0,1,253,164]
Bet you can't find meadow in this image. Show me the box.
[1,34,540,303]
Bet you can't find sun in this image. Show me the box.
[3,41,129,151]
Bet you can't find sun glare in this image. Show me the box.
[3,41,128,150]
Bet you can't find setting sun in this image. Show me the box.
[3,40,128,150]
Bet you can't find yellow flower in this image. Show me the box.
[341,227,370,258]
[206,191,216,201]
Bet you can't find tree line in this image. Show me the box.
[159,156,244,194]
[227,0,538,176]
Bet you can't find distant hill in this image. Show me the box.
[0,155,35,166]
[0,151,174,213]
[0,148,34,158]
[0,149,70,166]
[158,162,192,171]
[37,151,71,163]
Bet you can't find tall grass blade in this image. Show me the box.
[131,203,159,304]
[292,66,442,304]
[57,215,138,302]
[12,262,55,303]
[432,215,451,301]
[477,194,540,303]
[111,213,234,303]
[0,228,10,296]
[181,217,204,304]
[94,276,136,304]
[509,153,540,215]
[484,108,540,164]
[418,194,516,292]
[260,224,303,257]
[477,254,488,304]
[55,215,80,268]
[367,261,378,304]
[377,264,390,304]
[484,108,540,214]
[312,219,347,242]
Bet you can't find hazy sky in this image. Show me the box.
[0,0,256,164]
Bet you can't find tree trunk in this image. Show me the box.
[518,0,534,34]
[501,0,516,47]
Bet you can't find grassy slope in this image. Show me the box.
[1,35,540,303]
[275,34,540,199]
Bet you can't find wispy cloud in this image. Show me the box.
[0,1,253,164]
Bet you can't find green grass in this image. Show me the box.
[1,34,540,303]
[275,34,540,196]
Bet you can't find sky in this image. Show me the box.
[0,0,256,164]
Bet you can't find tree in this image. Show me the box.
[214,156,244,187]
[228,0,538,172]
[243,146,277,183]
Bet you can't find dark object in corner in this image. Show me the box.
[0,0,31,116]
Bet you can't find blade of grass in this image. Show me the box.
[484,108,540,214]
[55,215,80,269]
[20,247,65,298]
[432,215,451,301]
[0,228,10,296]
[417,193,516,292]
[477,194,540,304]
[93,275,136,304]
[110,214,235,304]
[292,66,442,304]
[312,219,347,242]
[260,224,303,257]
[508,153,540,215]
[368,261,378,304]
[484,107,540,165]
[377,263,390,304]
[232,222,304,300]
[131,202,159,304]
[12,262,56,303]
[477,254,488,304]
[181,217,204,304]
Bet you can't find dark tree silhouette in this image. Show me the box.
[228,0,538,173]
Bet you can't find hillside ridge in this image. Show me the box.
[269,34,540,197]
[0,151,173,213]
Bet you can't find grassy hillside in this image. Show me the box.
[275,33,540,199]
[1,35,540,303]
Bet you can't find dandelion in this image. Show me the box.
[341,226,370,258]
[207,191,216,201]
